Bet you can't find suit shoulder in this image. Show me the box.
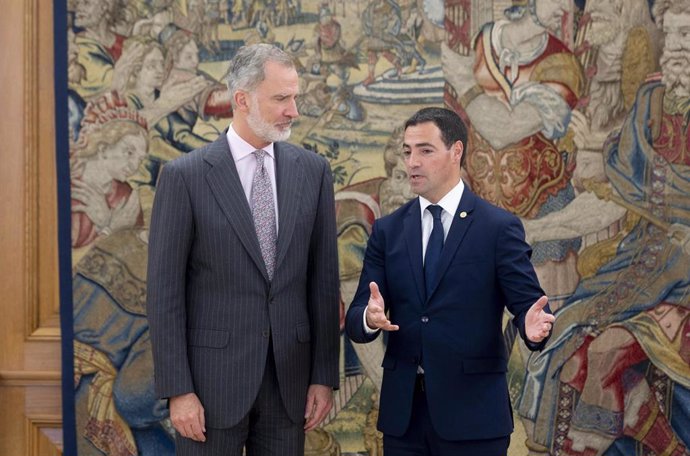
[473,195,520,225]
[163,140,219,177]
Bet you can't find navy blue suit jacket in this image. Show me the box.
[345,187,547,440]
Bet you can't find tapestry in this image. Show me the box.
[58,0,690,455]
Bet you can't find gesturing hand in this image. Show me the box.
[365,282,399,332]
[170,392,206,442]
[524,296,555,343]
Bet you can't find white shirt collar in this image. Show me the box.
[418,179,465,218]
[226,124,275,162]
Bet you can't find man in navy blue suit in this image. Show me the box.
[345,107,555,456]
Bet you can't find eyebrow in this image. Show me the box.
[402,142,436,149]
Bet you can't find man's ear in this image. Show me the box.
[453,140,464,164]
[234,91,249,111]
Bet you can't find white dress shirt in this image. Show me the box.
[419,179,465,264]
[363,179,466,334]
[226,125,279,231]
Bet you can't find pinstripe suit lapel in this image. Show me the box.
[203,134,270,281]
[274,142,303,270]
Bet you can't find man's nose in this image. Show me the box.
[286,98,299,118]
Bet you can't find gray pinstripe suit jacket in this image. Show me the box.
[146,133,340,429]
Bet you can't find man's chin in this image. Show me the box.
[260,129,291,143]
[275,129,292,142]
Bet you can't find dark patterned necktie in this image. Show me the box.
[251,149,277,280]
[424,205,444,296]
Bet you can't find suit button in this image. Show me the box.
[262,330,270,338]
[421,316,429,323]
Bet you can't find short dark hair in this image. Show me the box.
[404,107,468,166]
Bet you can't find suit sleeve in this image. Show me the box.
[345,219,387,344]
[306,158,340,388]
[146,164,196,398]
[495,216,551,351]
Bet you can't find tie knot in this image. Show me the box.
[254,149,267,166]
[427,205,443,220]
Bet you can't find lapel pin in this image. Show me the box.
[459,211,467,219]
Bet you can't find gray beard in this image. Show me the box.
[660,49,690,98]
[661,56,690,99]
[247,99,292,144]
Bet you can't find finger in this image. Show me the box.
[303,403,317,431]
[305,392,332,431]
[303,393,316,423]
[369,282,381,300]
[381,323,400,332]
[543,314,556,324]
[195,408,206,441]
[190,421,206,442]
[533,296,548,311]
[304,407,319,431]
[188,423,201,441]
[182,423,194,440]
[306,398,332,431]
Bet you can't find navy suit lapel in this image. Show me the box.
[426,188,477,300]
[203,133,269,281]
[403,199,426,303]
[274,142,302,269]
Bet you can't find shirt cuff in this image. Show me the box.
[363,306,379,335]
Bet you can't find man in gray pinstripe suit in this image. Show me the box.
[147,44,340,455]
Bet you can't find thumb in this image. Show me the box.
[369,282,381,300]
[532,296,548,312]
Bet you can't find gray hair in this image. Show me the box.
[225,44,295,108]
